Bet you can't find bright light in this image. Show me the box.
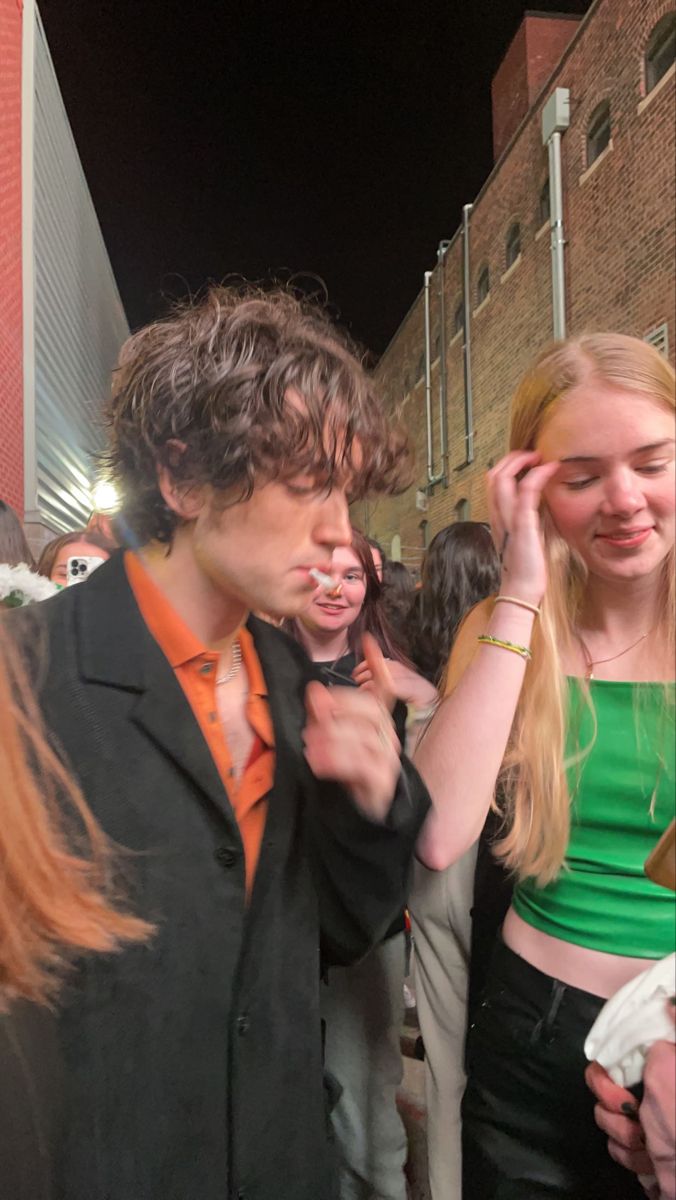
[91,480,120,513]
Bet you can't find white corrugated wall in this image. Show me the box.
[23,1,129,532]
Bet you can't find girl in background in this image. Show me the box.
[36,529,115,585]
[288,526,435,1200]
[406,522,501,1200]
[407,522,500,686]
[381,560,416,657]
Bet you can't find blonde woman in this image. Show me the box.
[0,625,150,1199]
[414,334,675,1199]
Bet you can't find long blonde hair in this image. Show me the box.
[0,624,152,1009]
[495,333,675,885]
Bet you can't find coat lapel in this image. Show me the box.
[75,553,240,833]
[243,618,310,919]
[247,617,308,790]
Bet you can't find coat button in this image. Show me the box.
[215,846,238,867]
[237,1014,250,1036]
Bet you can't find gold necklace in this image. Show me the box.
[577,628,653,680]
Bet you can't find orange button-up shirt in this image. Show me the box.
[125,551,274,896]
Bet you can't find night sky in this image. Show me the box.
[39,0,590,356]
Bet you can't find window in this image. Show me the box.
[538,178,550,227]
[477,265,490,306]
[416,353,425,381]
[645,14,676,93]
[403,372,411,394]
[454,497,470,522]
[453,301,465,337]
[433,329,441,359]
[505,222,521,269]
[644,323,669,358]
[586,101,611,167]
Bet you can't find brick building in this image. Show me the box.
[352,0,676,573]
[0,0,128,544]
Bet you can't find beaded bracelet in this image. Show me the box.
[477,634,532,660]
[494,595,541,617]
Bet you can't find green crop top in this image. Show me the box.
[512,679,675,959]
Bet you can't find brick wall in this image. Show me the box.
[0,0,24,515]
[352,0,676,573]
[492,13,582,161]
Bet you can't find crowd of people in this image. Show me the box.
[0,287,674,1200]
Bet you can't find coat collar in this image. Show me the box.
[76,553,309,702]
[74,553,310,824]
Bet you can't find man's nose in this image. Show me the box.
[314,490,352,550]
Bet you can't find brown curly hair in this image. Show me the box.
[104,286,412,545]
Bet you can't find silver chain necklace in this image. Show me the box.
[216,638,243,686]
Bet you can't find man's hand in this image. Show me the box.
[353,654,438,711]
[303,636,401,822]
[585,1061,655,1179]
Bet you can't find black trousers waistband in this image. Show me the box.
[487,938,607,1031]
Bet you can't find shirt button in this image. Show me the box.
[237,1014,250,1036]
[199,661,214,674]
[215,846,239,867]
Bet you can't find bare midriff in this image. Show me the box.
[502,906,652,1000]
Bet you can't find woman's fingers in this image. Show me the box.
[513,459,560,525]
[488,450,544,537]
[487,449,543,481]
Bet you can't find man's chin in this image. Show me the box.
[260,590,310,622]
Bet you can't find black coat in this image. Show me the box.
[7,554,430,1200]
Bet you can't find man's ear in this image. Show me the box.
[157,440,205,521]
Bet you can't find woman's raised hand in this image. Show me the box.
[487,450,559,607]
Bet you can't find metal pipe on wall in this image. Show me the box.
[423,271,436,483]
[541,88,570,340]
[461,203,475,464]
[548,131,566,339]
[437,240,450,484]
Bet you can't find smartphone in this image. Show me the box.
[66,555,106,586]
[644,820,676,892]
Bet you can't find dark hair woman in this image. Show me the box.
[0,500,35,570]
[285,526,408,675]
[286,526,436,1200]
[381,560,416,655]
[407,522,500,685]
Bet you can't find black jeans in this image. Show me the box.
[462,939,646,1200]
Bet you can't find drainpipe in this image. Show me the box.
[541,88,570,339]
[461,204,475,464]
[437,240,450,485]
[423,271,436,485]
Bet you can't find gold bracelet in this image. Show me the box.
[477,634,532,660]
[494,595,541,617]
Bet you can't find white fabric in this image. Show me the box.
[0,563,57,605]
[584,954,676,1087]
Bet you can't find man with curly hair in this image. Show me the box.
[9,288,430,1200]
